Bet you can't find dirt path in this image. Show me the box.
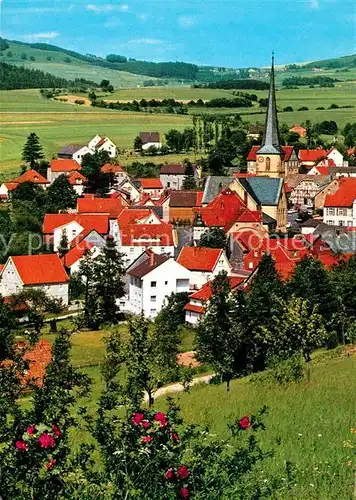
[143,374,214,403]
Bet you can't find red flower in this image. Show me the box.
[141,435,153,444]
[51,424,61,438]
[177,465,190,480]
[26,425,36,436]
[15,440,28,451]
[38,433,56,449]
[45,459,56,470]
[172,432,179,443]
[154,412,168,427]
[165,468,175,480]
[142,420,151,429]
[180,487,190,499]
[132,412,145,426]
[238,416,251,430]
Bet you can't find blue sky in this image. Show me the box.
[1,0,355,67]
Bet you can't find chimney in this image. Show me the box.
[150,251,154,267]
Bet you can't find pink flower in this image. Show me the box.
[172,432,179,443]
[51,424,61,438]
[15,440,28,451]
[26,425,36,436]
[132,412,145,426]
[38,433,56,449]
[165,468,175,480]
[142,420,151,429]
[45,459,56,470]
[177,465,190,480]
[141,435,153,445]
[154,412,168,428]
[238,416,251,430]
[180,487,190,499]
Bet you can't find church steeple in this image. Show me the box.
[257,53,282,155]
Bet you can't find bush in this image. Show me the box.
[269,354,306,384]
[74,99,85,105]
[283,106,293,112]
[329,103,339,109]
[298,106,309,111]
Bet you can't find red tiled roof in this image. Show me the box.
[189,276,244,301]
[324,179,356,207]
[298,149,327,162]
[139,178,163,189]
[140,131,160,143]
[50,159,81,172]
[43,213,109,235]
[10,254,69,285]
[247,145,295,161]
[313,166,330,175]
[120,223,174,246]
[67,171,86,184]
[62,242,95,267]
[0,264,4,274]
[184,303,205,314]
[23,340,52,387]
[169,191,201,208]
[177,247,222,272]
[77,197,125,216]
[160,164,186,175]
[233,231,264,252]
[15,169,48,184]
[117,208,159,227]
[101,163,124,174]
[95,136,107,148]
[3,182,19,191]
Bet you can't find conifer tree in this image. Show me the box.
[46,174,77,213]
[21,132,44,168]
[58,229,69,260]
[182,160,197,189]
[92,236,125,324]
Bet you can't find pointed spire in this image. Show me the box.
[257,53,282,155]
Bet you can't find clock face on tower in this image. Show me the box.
[258,156,264,162]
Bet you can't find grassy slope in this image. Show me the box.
[162,354,356,499]
[1,41,159,87]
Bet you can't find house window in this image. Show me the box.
[130,247,134,253]
[150,309,156,315]
[150,296,156,302]
[327,208,335,216]
[339,221,344,226]
[72,229,76,236]
[338,208,347,216]
[161,247,165,253]
[167,182,171,188]
[164,281,168,285]
[248,262,254,269]
[150,281,157,287]
[266,157,271,171]
[326,220,333,225]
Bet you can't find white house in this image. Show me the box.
[88,135,117,158]
[0,182,19,201]
[159,164,199,190]
[323,179,356,227]
[326,147,346,168]
[57,145,93,165]
[62,241,102,274]
[176,247,231,289]
[47,159,82,183]
[138,178,164,199]
[118,178,141,203]
[0,254,69,305]
[126,250,191,318]
[67,171,87,196]
[139,132,162,151]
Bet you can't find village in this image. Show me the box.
[0,60,355,325]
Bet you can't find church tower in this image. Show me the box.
[256,55,285,178]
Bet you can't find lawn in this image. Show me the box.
[161,353,356,500]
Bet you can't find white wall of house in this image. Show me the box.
[66,246,101,275]
[0,184,10,199]
[141,187,164,199]
[188,252,231,289]
[127,258,191,318]
[73,146,93,165]
[53,221,84,251]
[160,174,185,190]
[142,142,162,151]
[327,149,344,167]
[72,183,85,196]
[185,308,203,326]
[323,202,356,227]
[119,180,141,202]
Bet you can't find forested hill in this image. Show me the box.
[0,62,96,90]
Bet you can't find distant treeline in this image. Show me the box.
[91,94,255,112]
[0,37,9,51]
[303,54,356,69]
[282,76,336,87]
[0,62,96,90]
[5,41,199,80]
[194,79,270,90]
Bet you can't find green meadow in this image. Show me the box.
[1,81,355,178]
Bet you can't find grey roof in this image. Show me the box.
[329,167,356,179]
[140,132,160,144]
[262,212,277,225]
[257,56,282,156]
[128,253,169,278]
[300,218,321,228]
[239,177,283,206]
[321,230,356,254]
[131,205,163,219]
[58,144,86,155]
[174,227,193,258]
[201,176,234,205]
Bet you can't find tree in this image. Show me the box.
[78,250,100,329]
[182,160,197,190]
[58,229,69,259]
[0,295,15,360]
[198,227,227,249]
[21,133,44,169]
[45,174,78,213]
[134,135,143,151]
[100,79,110,90]
[81,150,111,195]
[196,272,245,390]
[165,129,184,153]
[92,236,125,324]
[287,256,337,326]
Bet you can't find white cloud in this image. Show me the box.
[86,4,129,14]
[22,31,60,42]
[178,15,196,28]
[137,13,148,22]
[128,38,163,45]
[104,17,122,28]
[310,0,319,9]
